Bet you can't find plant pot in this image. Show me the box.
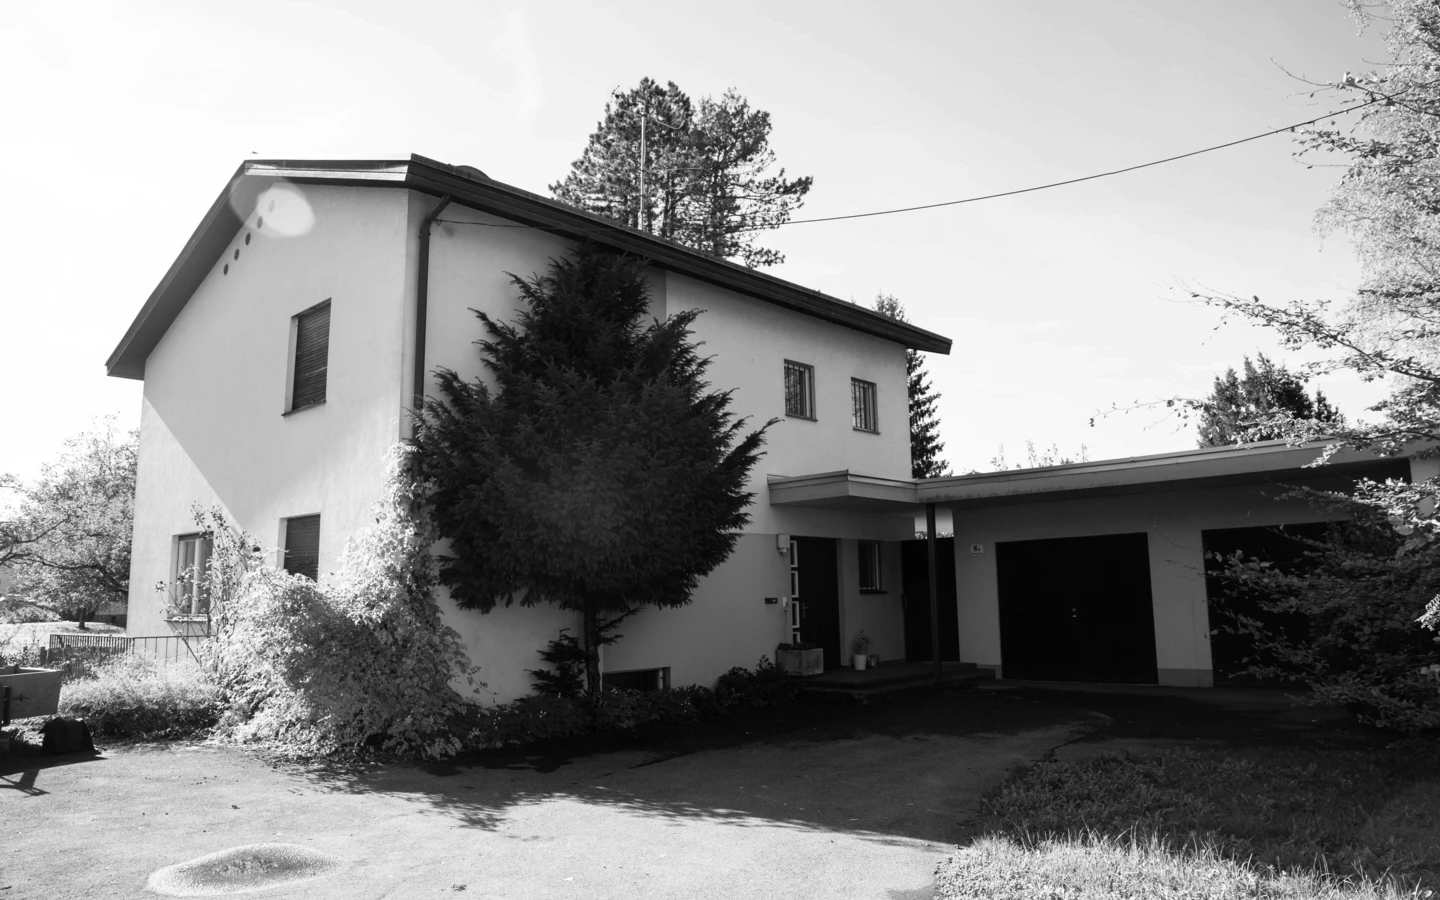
[776,647,824,677]
[0,666,62,723]
[852,653,868,671]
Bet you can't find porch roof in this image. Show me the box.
[765,440,1414,514]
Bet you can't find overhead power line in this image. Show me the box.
[771,93,1398,228]
[438,81,1426,236]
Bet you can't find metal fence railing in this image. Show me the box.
[44,633,209,679]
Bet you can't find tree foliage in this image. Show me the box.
[551,78,813,268]
[874,294,950,478]
[206,445,475,758]
[416,244,772,697]
[1191,1,1440,725]
[988,439,1089,471]
[2,421,136,628]
[1209,488,1440,731]
[1197,353,1343,447]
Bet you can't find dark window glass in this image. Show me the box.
[859,540,882,591]
[851,378,877,432]
[784,360,815,418]
[283,514,321,581]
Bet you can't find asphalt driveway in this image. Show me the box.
[2,689,1101,900]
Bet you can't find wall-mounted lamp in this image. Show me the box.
[777,533,791,554]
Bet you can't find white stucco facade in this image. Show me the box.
[121,173,924,703]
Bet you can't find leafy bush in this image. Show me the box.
[466,657,798,748]
[59,654,222,739]
[1210,487,1440,732]
[208,446,478,759]
[0,598,60,625]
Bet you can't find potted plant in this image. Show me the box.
[852,632,872,671]
[775,642,824,677]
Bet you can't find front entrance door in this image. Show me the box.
[901,538,960,662]
[793,536,841,670]
[996,532,1158,683]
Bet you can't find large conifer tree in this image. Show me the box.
[1197,353,1343,447]
[415,245,771,696]
[551,78,812,268]
[875,294,950,478]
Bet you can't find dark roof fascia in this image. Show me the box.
[401,155,953,355]
[106,155,952,380]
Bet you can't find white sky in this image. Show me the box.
[0,0,1391,480]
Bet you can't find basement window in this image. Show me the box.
[604,668,671,692]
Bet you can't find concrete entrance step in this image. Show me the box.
[798,661,995,701]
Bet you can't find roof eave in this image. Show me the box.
[106,155,953,380]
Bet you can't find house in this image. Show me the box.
[108,154,1428,701]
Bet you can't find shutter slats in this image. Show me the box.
[284,515,321,581]
[291,302,330,409]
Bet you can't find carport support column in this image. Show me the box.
[927,502,940,679]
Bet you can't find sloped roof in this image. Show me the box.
[106,154,952,380]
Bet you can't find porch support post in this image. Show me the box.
[926,502,940,680]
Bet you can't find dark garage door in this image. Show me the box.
[1201,523,1329,686]
[996,532,1158,683]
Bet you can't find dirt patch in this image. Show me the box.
[146,843,343,896]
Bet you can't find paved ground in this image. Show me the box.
[0,684,1361,900]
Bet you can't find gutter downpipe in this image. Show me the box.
[927,502,941,680]
[412,195,453,421]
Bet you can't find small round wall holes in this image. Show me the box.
[257,216,264,229]
[233,248,240,260]
[223,264,229,275]
[245,232,251,245]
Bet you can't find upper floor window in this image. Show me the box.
[858,540,883,592]
[784,360,815,419]
[851,378,878,432]
[288,299,331,412]
[283,514,321,581]
[171,532,213,617]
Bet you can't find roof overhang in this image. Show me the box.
[767,440,1416,515]
[106,155,952,380]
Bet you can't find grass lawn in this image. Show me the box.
[939,744,1440,899]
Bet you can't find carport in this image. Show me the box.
[768,440,1425,687]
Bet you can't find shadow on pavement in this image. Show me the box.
[285,682,1380,848]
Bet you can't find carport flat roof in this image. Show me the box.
[765,440,1415,513]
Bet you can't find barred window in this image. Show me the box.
[784,360,815,419]
[851,378,877,432]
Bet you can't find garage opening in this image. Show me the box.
[996,532,1158,683]
[1201,523,1330,686]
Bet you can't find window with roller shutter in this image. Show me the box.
[283,514,321,581]
[289,300,330,411]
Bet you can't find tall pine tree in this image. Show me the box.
[416,245,772,696]
[551,79,812,269]
[875,294,950,478]
[1197,353,1342,447]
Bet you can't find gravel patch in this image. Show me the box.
[146,842,343,896]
